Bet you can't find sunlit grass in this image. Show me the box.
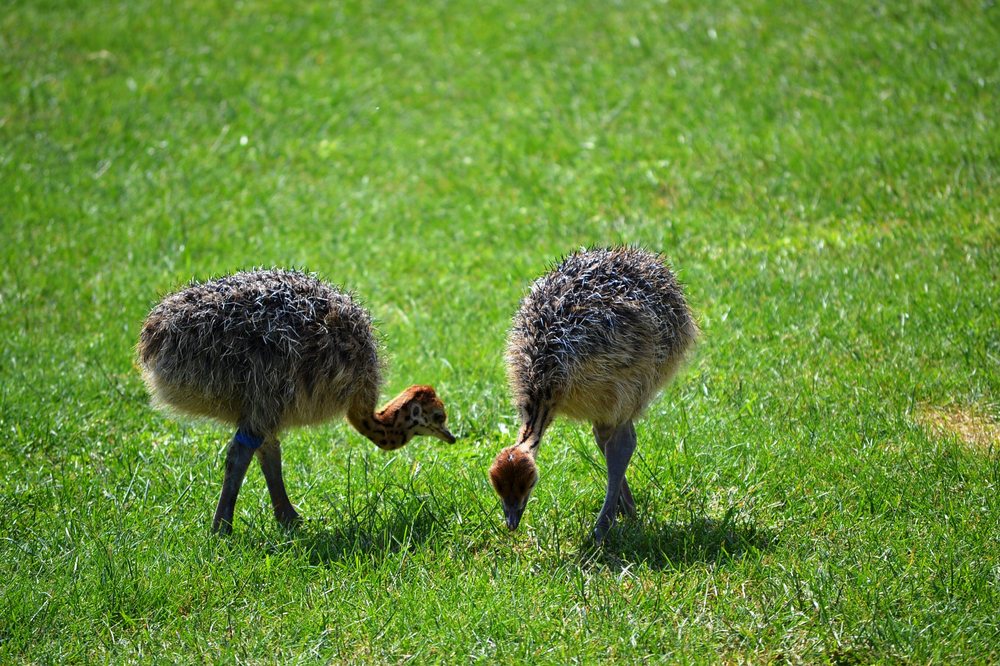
[1,0,998,661]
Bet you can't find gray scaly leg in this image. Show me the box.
[592,420,637,542]
[212,434,256,534]
[592,423,637,518]
[257,438,300,527]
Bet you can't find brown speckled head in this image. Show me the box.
[380,385,456,444]
[489,446,538,530]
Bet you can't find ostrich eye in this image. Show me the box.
[433,413,445,424]
[410,404,421,418]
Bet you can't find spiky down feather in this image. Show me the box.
[505,247,698,427]
[137,269,383,436]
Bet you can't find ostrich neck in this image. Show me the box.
[348,403,409,450]
[516,401,555,459]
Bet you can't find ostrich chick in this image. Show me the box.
[138,269,455,534]
[489,247,697,542]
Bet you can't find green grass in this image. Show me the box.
[2,0,998,661]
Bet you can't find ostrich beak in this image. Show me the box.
[503,502,524,531]
[431,425,456,444]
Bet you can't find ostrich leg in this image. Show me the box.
[212,434,256,534]
[592,420,637,542]
[257,438,300,527]
[592,423,637,518]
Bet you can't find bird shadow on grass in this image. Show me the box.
[266,497,444,565]
[577,514,778,572]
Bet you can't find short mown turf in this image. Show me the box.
[1,0,998,661]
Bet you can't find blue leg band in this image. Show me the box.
[235,430,264,449]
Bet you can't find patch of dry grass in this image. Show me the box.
[916,403,1000,453]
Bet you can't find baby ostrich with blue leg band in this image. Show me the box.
[490,247,697,542]
[138,269,455,534]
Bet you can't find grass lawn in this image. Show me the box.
[2,0,998,661]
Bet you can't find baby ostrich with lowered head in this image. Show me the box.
[490,247,698,542]
[138,269,455,534]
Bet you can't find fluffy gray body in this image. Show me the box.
[138,269,382,436]
[492,247,697,541]
[506,246,698,427]
[137,269,454,534]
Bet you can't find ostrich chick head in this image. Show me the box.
[382,385,457,444]
[489,446,538,530]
